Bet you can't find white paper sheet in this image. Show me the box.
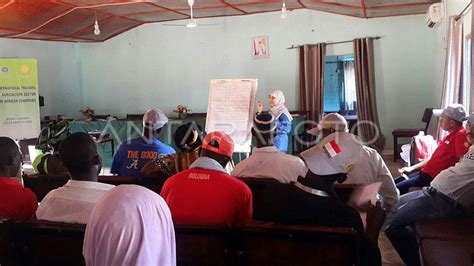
[206,79,258,153]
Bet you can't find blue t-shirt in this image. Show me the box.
[274,113,292,153]
[111,137,176,177]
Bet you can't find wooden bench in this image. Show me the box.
[416,217,474,266]
[0,217,17,266]
[6,220,362,266]
[239,177,360,204]
[175,224,238,266]
[238,221,360,266]
[22,174,70,201]
[11,220,86,266]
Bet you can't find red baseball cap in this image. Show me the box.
[202,131,234,158]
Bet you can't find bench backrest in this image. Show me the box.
[12,220,86,266]
[239,221,359,266]
[7,220,360,266]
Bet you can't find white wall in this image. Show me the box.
[79,9,436,148]
[0,38,82,118]
[1,9,441,149]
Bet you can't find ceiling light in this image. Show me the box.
[186,20,198,28]
[94,20,101,35]
[93,11,100,36]
[281,2,288,19]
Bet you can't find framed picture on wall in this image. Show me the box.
[252,36,269,59]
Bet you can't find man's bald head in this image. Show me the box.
[0,137,22,177]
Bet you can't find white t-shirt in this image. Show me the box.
[232,146,308,183]
[431,145,474,208]
[36,180,114,224]
[345,146,400,227]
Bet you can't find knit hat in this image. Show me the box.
[253,111,276,133]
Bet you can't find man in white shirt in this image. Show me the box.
[385,113,474,266]
[232,112,307,183]
[36,132,114,224]
[307,114,399,227]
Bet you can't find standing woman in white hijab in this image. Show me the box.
[83,185,176,266]
[258,90,293,153]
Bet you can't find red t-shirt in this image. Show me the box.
[161,168,253,227]
[0,177,38,220]
[422,127,469,178]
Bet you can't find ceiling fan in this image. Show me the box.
[162,0,218,28]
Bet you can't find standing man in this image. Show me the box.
[111,108,175,177]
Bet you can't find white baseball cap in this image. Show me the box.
[300,132,362,175]
[432,104,467,123]
[307,113,348,136]
[143,108,168,130]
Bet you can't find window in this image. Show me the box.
[323,55,357,115]
[463,33,471,113]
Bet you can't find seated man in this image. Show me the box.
[385,113,474,266]
[309,114,399,228]
[253,132,384,265]
[141,122,204,179]
[307,112,349,137]
[0,137,37,220]
[161,131,252,227]
[111,108,175,176]
[36,132,114,224]
[397,104,469,194]
[232,112,307,183]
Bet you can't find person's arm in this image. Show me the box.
[376,154,399,228]
[257,101,264,114]
[25,190,39,220]
[398,157,430,174]
[110,145,123,175]
[235,184,253,225]
[454,133,470,158]
[277,114,292,135]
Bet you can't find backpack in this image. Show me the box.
[36,118,71,153]
[409,132,438,166]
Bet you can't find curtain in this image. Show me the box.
[343,61,357,111]
[299,43,326,122]
[471,7,474,114]
[438,16,464,139]
[441,16,464,109]
[353,38,386,151]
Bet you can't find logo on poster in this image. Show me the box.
[1,66,8,72]
[19,64,31,74]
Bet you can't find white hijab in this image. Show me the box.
[269,90,293,122]
[83,185,176,266]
